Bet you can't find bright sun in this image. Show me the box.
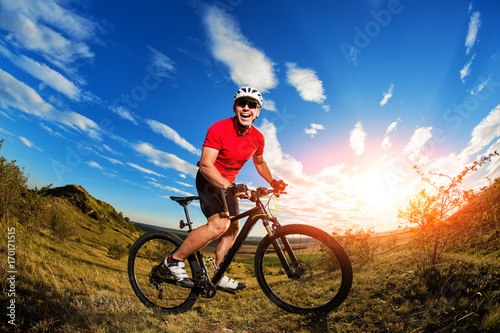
[356,169,396,207]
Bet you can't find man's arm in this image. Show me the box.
[253,154,274,185]
[199,146,232,190]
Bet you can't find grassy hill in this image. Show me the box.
[1,142,499,332]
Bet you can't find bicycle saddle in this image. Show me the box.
[170,196,199,205]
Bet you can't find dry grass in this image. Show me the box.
[1,194,499,332]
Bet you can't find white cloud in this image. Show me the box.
[0,0,106,104]
[465,11,481,55]
[0,45,81,100]
[257,119,306,184]
[149,181,193,196]
[349,47,359,65]
[0,5,95,68]
[0,126,42,151]
[263,99,277,112]
[127,162,165,178]
[469,75,489,96]
[380,83,394,106]
[258,118,495,232]
[408,107,500,194]
[461,105,500,159]
[100,155,123,165]
[286,63,326,104]
[381,120,399,150]
[224,114,500,233]
[90,146,125,165]
[460,55,475,81]
[147,45,176,78]
[460,11,480,82]
[203,5,277,92]
[18,55,81,99]
[86,161,104,170]
[145,119,201,156]
[176,181,194,188]
[256,119,405,231]
[350,122,367,155]
[304,123,325,138]
[132,142,198,177]
[1,0,101,41]
[110,105,139,125]
[485,138,500,179]
[0,68,101,139]
[102,144,116,154]
[403,126,433,161]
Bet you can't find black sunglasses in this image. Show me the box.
[236,99,259,109]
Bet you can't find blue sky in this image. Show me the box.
[1,0,499,235]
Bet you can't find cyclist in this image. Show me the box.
[165,86,286,291]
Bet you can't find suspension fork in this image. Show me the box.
[263,218,300,279]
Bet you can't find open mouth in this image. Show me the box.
[241,114,251,119]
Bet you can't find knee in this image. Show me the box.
[207,217,230,238]
[212,225,228,238]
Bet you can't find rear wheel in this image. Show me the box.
[254,224,352,314]
[128,231,200,313]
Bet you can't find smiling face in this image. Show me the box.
[233,98,261,130]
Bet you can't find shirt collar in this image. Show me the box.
[232,116,252,136]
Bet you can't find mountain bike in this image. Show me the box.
[128,187,352,315]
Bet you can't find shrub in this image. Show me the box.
[399,152,498,274]
[48,209,71,242]
[331,224,380,264]
[0,140,46,230]
[108,241,127,260]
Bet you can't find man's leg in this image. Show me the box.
[171,213,230,262]
[214,219,246,291]
[214,219,240,267]
[165,213,230,288]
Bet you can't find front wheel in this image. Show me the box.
[128,231,200,313]
[254,224,352,314]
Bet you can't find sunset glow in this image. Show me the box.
[356,169,396,207]
[0,1,499,234]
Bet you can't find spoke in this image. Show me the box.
[257,226,351,312]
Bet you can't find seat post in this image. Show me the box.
[170,196,198,231]
[181,203,194,231]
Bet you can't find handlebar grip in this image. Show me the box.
[241,187,286,201]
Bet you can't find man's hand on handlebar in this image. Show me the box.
[225,183,252,199]
[271,179,287,192]
[226,180,287,201]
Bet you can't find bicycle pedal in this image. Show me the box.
[216,286,240,295]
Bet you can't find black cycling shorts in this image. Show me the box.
[196,170,239,219]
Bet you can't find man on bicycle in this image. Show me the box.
[165,86,286,291]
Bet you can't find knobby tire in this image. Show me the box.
[254,224,352,314]
[128,231,201,313]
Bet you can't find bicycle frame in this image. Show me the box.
[173,192,298,292]
[212,204,263,286]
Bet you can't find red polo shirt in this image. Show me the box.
[203,117,265,182]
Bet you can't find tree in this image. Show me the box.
[399,152,498,274]
[0,140,28,220]
[0,140,49,230]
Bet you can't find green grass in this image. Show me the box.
[0,175,499,332]
[2,203,499,333]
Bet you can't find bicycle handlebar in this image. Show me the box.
[247,187,286,202]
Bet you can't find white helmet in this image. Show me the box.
[234,86,263,107]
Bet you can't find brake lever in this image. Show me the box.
[243,190,258,202]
